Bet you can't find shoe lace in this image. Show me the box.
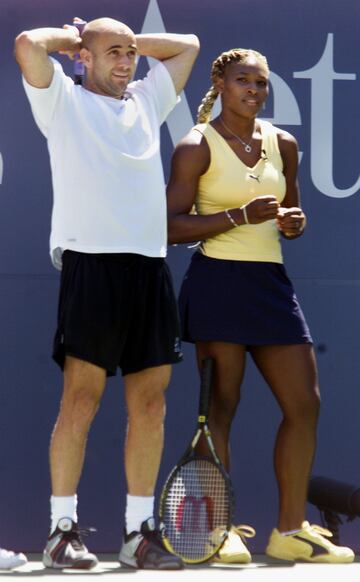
[307,524,333,538]
[65,526,97,550]
[147,528,164,545]
[232,525,256,540]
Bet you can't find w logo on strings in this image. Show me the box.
[175,496,214,532]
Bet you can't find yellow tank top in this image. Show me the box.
[195,119,286,263]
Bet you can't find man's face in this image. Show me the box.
[82,30,137,99]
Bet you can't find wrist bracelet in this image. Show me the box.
[225,208,239,227]
[240,204,249,224]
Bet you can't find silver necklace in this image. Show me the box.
[219,116,253,153]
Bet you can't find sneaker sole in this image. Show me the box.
[119,557,183,570]
[266,550,354,564]
[43,554,98,570]
[212,553,252,564]
[0,560,27,569]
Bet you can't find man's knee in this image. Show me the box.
[125,365,171,426]
[130,387,166,425]
[59,358,106,431]
[63,385,101,419]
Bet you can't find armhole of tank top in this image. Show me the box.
[192,124,212,176]
[259,119,283,162]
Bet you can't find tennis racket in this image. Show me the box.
[159,357,234,563]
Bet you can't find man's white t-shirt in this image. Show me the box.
[23,58,178,269]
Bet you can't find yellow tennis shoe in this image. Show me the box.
[266,521,354,563]
[212,524,255,564]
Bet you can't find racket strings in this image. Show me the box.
[161,458,231,561]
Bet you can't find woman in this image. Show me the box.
[167,48,354,564]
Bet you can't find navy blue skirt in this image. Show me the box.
[178,252,312,346]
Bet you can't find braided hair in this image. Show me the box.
[197,48,269,124]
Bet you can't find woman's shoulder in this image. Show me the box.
[171,125,211,176]
[176,123,211,149]
[259,120,299,161]
[192,122,210,135]
[259,119,298,146]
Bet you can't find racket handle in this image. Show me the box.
[198,357,214,420]
[73,18,87,85]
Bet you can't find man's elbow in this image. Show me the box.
[14,31,33,64]
[186,34,200,55]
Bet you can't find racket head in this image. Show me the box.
[159,454,234,563]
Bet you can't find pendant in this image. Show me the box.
[245,144,252,153]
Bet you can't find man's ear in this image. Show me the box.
[80,47,92,69]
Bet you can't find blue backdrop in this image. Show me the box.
[0,0,359,553]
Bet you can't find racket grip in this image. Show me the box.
[198,357,214,419]
[73,19,87,84]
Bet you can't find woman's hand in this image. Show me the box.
[242,195,279,224]
[277,206,306,237]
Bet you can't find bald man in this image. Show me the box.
[15,17,199,570]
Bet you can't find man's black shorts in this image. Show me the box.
[53,251,183,376]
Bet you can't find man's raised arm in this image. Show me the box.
[136,33,200,95]
[14,26,81,88]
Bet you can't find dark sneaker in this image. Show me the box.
[42,517,98,569]
[119,517,183,570]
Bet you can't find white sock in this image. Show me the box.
[50,495,78,533]
[125,494,154,534]
[280,528,302,536]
